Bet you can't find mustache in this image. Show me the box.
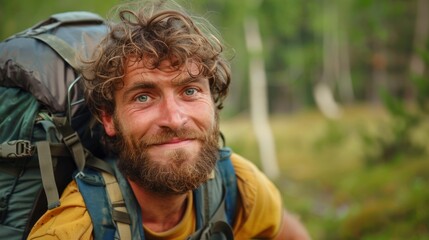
[139,127,208,146]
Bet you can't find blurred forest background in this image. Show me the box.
[1,0,429,239]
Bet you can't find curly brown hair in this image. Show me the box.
[82,0,231,122]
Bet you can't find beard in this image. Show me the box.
[111,115,220,195]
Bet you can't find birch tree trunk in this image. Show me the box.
[314,0,342,119]
[244,17,279,180]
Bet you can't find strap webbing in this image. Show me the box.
[53,116,86,173]
[32,33,79,70]
[101,171,131,239]
[217,151,238,226]
[62,132,86,173]
[36,141,60,209]
[49,143,72,157]
[85,154,115,176]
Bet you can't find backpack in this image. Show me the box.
[75,147,238,240]
[0,11,107,239]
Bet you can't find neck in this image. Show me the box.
[128,179,189,232]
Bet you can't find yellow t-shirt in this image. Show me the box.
[28,153,283,239]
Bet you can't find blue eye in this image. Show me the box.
[184,88,197,96]
[136,94,149,102]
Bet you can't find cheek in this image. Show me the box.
[191,101,217,129]
[122,109,159,138]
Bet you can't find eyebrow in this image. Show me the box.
[122,81,156,101]
[171,76,206,87]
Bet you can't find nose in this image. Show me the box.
[158,95,188,130]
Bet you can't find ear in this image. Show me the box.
[101,111,116,137]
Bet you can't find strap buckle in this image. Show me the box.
[0,140,33,158]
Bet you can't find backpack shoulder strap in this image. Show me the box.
[75,167,117,240]
[99,170,132,240]
[189,147,238,239]
[217,147,238,226]
[76,157,144,240]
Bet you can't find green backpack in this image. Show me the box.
[0,11,107,239]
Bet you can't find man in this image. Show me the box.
[29,0,310,239]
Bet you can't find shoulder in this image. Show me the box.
[230,153,265,180]
[230,153,283,239]
[230,153,283,211]
[28,180,93,240]
[230,153,280,201]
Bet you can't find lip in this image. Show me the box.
[164,138,187,144]
[153,138,194,148]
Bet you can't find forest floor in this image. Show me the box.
[220,104,429,240]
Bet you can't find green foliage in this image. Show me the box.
[362,91,423,165]
[222,106,429,240]
[337,159,429,239]
[313,120,347,150]
[360,45,429,165]
[412,73,429,112]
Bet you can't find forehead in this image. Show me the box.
[124,57,201,81]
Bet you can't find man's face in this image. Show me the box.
[101,58,219,194]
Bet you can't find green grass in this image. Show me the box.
[220,104,429,239]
